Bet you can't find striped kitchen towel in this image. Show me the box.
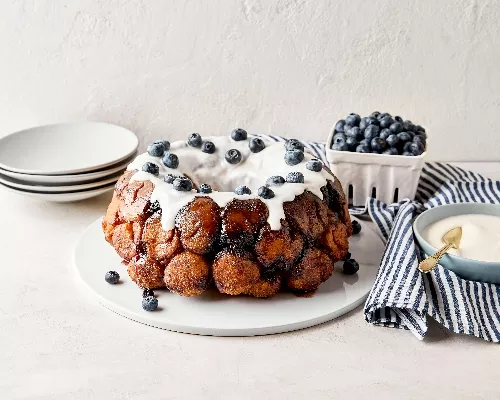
[260,135,500,341]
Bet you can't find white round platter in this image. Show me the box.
[0,122,138,175]
[0,171,122,193]
[0,182,115,202]
[0,152,135,184]
[74,217,384,336]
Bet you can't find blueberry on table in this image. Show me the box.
[345,113,361,127]
[334,120,346,133]
[142,296,158,311]
[164,174,178,184]
[379,116,395,129]
[285,139,305,152]
[188,133,202,147]
[364,125,380,141]
[352,220,362,235]
[105,271,120,284]
[306,159,323,172]
[356,144,370,153]
[379,128,391,140]
[346,136,359,151]
[231,128,248,141]
[383,148,399,155]
[371,137,387,152]
[285,172,304,183]
[397,132,412,143]
[234,185,251,195]
[343,251,352,261]
[162,152,179,169]
[147,142,166,157]
[389,122,403,134]
[142,162,159,176]
[142,288,155,298]
[173,177,193,192]
[343,259,360,275]
[386,134,399,147]
[284,149,304,165]
[225,149,242,164]
[258,186,275,199]
[201,141,216,154]
[198,183,213,194]
[249,137,266,153]
[266,175,285,186]
[332,143,348,151]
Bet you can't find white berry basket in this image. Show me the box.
[326,125,427,206]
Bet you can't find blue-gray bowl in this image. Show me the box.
[413,203,500,284]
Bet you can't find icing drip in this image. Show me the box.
[127,136,330,231]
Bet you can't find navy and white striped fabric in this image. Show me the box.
[260,135,500,342]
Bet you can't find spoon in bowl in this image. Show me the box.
[418,226,462,273]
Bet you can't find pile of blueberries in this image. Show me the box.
[331,112,427,156]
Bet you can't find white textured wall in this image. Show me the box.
[1,0,499,161]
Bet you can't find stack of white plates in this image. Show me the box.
[0,122,138,202]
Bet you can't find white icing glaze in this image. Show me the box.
[127,136,331,231]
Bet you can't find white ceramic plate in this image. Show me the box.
[0,182,115,202]
[74,217,384,336]
[0,122,138,175]
[0,152,135,184]
[0,171,122,193]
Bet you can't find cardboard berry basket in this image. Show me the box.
[326,124,427,206]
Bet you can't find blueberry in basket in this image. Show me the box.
[331,112,427,156]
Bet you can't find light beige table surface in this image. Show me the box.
[1,163,499,400]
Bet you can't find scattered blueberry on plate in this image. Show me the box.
[142,296,158,311]
[343,251,352,262]
[142,288,155,298]
[332,112,426,156]
[352,220,362,235]
[343,259,360,275]
[105,271,120,284]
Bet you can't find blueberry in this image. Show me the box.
[225,149,242,164]
[332,143,348,151]
[386,134,399,147]
[148,200,161,214]
[413,135,426,147]
[306,159,323,172]
[403,151,414,156]
[286,172,304,183]
[258,186,275,199]
[234,185,251,195]
[198,183,212,194]
[343,251,352,261]
[159,140,171,151]
[249,137,266,153]
[403,120,416,132]
[334,120,346,133]
[188,133,202,147]
[371,111,381,118]
[371,137,387,152]
[162,152,179,169]
[383,148,398,155]
[147,142,166,157]
[142,288,155,298]
[285,139,305,152]
[333,133,346,146]
[345,113,361,127]
[356,144,370,153]
[201,141,215,154]
[397,132,412,142]
[359,117,368,131]
[173,177,193,192]
[142,296,158,311]
[379,116,395,129]
[231,128,247,141]
[389,122,403,134]
[105,271,120,284]
[379,128,391,140]
[359,139,371,148]
[394,116,403,123]
[345,126,363,140]
[142,162,159,176]
[409,141,425,156]
[415,125,425,132]
[403,142,413,153]
[377,112,391,120]
[346,136,359,151]
[364,125,380,141]
[284,149,304,165]
[343,259,360,275]
[266,175,285,186]
[407,131,415,140]
[352,220,362,235]
[164,174,178,184]
[365,116,379,126]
